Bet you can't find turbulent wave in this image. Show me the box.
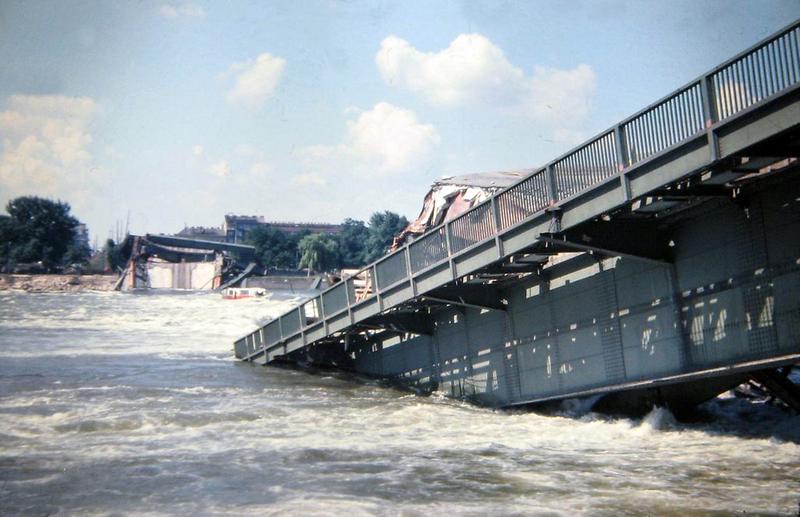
[0,291,798,515]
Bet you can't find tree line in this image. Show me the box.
[247,211,408,273]
[0,196,90,273]
[0,195,410,275]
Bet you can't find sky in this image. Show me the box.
[0,1,798,243]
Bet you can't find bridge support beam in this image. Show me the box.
[749,367,800,413]
[537,235,670,267]
[421,295,506,312]
[357,311,434,336]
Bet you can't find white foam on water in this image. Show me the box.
[1,291,798,515]
[0,290,298,358]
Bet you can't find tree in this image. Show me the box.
[298,233,340,274]
[246,225,300,269]
[336,218,370,268]
[0,215,16,272]
[1,196,82,270]
[364,211,409,263]
[103,238,127,272]
[63,239,91,268]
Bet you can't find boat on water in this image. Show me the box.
[222,287,266,300]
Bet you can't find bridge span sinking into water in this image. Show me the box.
[236,22,800,413]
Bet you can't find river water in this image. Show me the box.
[0,291,798,515]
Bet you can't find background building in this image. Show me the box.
[222,215,342,244]
[175,226,228,243]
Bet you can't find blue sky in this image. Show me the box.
[0,1,797,242]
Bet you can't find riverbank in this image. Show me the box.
[0,274,118,293]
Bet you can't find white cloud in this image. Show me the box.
[376,34,527,107]
[376,34,596,138]
[195,144,270,182]
[159,3,206,19]
[234,143,257,157]
[248,161,270,176]
[0,95,102,207]
[208,160,230,178]
[292,172,326,187]
[526,64,595,129]
[224,53,286,109]
[346,102,440,173]
[298,102,440,179]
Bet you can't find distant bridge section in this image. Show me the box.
[145,234,255,262]
[117,234,256,291]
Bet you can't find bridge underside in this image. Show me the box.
[277,126,800,412]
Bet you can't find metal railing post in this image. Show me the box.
[320,294,329,336]
[700,76,720,162]
[299,307,307,346]
[344,279,354,324]
[372,264,383,311]
[490,196,504,258]
[614,125,632,201]
[545,164,558,205]
[444,221,457,281]
[403,246,417,297]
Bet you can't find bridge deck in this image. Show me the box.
[235,22,800,405]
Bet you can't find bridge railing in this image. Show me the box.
[409,226,448,273]
[712,26,799,120]
[449,201,496,254]
[241,21,800,360]
[375,250,408,290]
[322,281,348,315]
[553,130,618,199]
[496,169,549,230]
[622,83,705,165]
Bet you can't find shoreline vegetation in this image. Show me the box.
[0,274,117,293]
[2,195,413,281]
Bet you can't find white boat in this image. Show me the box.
[222,287,266,300]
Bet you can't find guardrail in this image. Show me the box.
[239,21,800,360]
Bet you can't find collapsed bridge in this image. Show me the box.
[116,234,255,291]
[236,22,800,413]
